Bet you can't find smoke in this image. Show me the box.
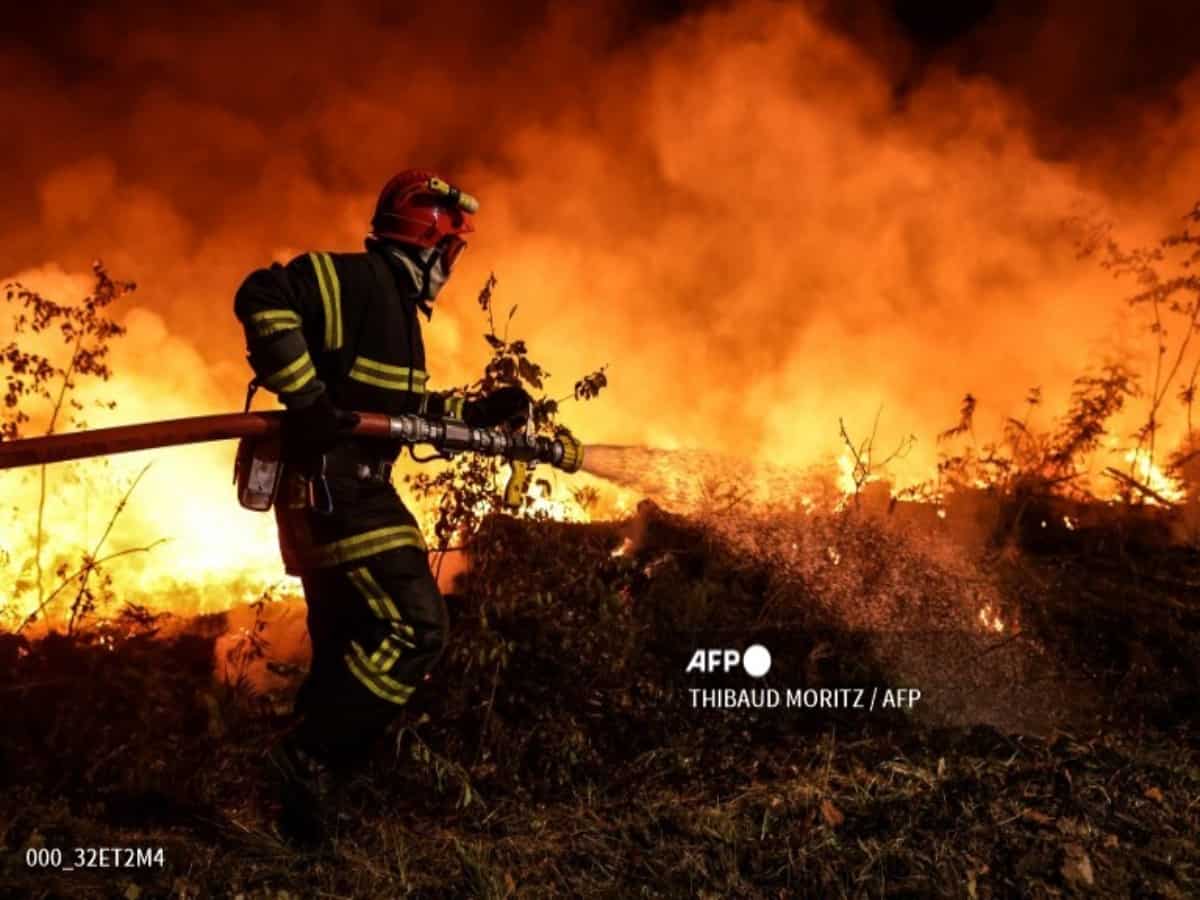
[2,1,1199,592]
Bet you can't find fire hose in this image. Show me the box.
[0,410,585,510]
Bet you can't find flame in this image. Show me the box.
[524,475,591,522]
[0,453,291,629]
[611,537,634,558]
[2,2,1200,625]
[0,279,299,628]
[977,604,1006,634]
[1121,450,1186,505]
[835,451,861,496]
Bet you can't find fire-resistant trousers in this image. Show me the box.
[291,545,448,765]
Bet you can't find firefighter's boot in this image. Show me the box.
[267,736,340,846]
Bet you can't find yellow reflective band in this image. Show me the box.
[348,567,391,620]
[309,525,426,567]
[309,252,343,351]
[347,357,430,392]
[250,309,301,325]
[445,395,465,420]
[347,566,411,629]
[249,310,302,337]
[345,641,415,705]
[264,352,316,394]
[369,635,413,670]
[346,655,412,705]
[252,321,297,338]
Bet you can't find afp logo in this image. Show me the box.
[686,644,772,678]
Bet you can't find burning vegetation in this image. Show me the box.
[2,1,1200,896]
[2,211,1199,895]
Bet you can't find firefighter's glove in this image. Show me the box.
[282,392,359,462]
[463,386,533,430]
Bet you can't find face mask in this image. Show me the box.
[387,244,449,302]
[423,248,451,300]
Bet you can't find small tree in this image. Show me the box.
[406,273,607,570]
[0,262,149,631]
[1078,203,1200,497]
[931,202,1200,509]
[935,364,1139,505]
[837,407,915,508]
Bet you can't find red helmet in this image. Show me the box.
[369,169,477,260]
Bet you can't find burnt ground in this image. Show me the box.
[0,500,1198,899]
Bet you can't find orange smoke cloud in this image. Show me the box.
[2,1,1199,619]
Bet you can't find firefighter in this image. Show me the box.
[234,169,530,842]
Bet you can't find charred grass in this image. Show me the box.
[1,501,1198,898]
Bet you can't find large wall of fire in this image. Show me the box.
[1,1,1198,615]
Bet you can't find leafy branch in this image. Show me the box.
[1078,203,1200,498]
[408,272,609,561]
[837,407,915,506]
[1,262,149,628]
